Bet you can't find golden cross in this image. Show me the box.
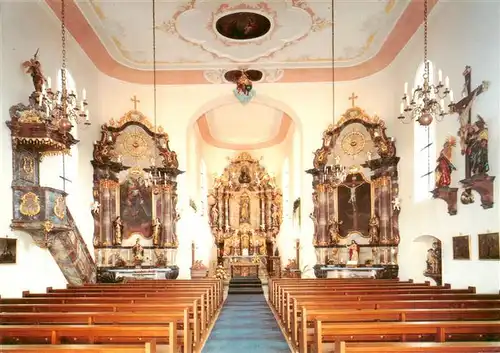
[131,95,140,110]
[348,92,358,107]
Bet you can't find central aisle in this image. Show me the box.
[202,294,291,353]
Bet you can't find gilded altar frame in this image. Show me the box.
[307,106,401,278]
[208,152,282,264]
[91,109,183,276]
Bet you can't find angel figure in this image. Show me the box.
[392,197,401,211]
[435,136,457,188]
[90,201,100,215]
[22,49,46,93]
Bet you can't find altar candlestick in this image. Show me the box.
[404,82,408,95]
[191,241,195,267]
[82,88,87,100]
[296,239,301,271]
[438,69,443,84]
[47,76,51,89]
[400,102,404,114]
[449,90,454,102]
[445,76,450,88]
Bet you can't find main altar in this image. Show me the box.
[91,107,182,282]
[208,152,282,281]
[308,99,400,279]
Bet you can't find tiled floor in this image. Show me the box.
[202,293,291,353]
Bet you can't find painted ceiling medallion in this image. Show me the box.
[176,2,312,62]
[215,12,271,41]
[224,69,263,83]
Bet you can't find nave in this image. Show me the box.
[1,277,500,352]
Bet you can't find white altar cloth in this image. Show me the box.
[108,268,171,280]
[320,266,383,279]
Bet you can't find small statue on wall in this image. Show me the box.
[424,241,442,285]
[152,217,162,247]
[435,136,457,188]
[327,217,341,245]
[368,215,380,244]
[22,49,45,93]
[113,216,123,245]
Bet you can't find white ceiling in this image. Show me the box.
[204,103,284,145]
[75,0,410,70]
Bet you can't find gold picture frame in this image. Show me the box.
[452,235,470,260]
[478,232,500,260]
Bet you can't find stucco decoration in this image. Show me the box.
[203,68,284,84]
[176,2,312,62]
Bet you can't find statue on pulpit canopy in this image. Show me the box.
[239,193,251,223]
[151,218,161,246]
[113,216,123,245]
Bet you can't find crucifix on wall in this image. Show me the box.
[452,66,495,208]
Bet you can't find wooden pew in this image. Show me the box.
[0,311,191,353]
[0,343,156,353]
[336,341,500,352]
[313,320,500,353]
[296,307,500,351]
[0,325,179,353]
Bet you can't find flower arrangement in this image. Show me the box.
[191,260,207,270]
[214,264,228,280]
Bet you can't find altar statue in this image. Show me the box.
[327,217,341,245]
[239,193,251,223]
[435,136,457,188]
[210,204,219,228]
[368,215,380,244]
[132,238,144,265]
[113,216,123,245]
[347,240,360,262]
[152,218,161,246]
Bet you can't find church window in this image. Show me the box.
[200,160,208,216]
[413,61,436,202]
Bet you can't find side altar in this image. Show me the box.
[208,152,283,281]
[91,106,183,282]
[308,99,400,279]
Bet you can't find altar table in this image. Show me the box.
[230,263,259,278]
[319,266,384,279]
[107,268,171,280]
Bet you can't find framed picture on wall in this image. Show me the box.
[0,237,17,264]
[478,232,500,260]
[452,235,470,260]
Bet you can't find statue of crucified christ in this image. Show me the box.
[347,183,363,230]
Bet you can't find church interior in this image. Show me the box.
[0,0,499,352]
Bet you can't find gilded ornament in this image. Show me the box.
[43,220,54,233]
[18,110,42,123]
[19,192,41,217]
[53,196,66,220]
[120,130,151,158]
[22,156,34,174]
[341,131,366,156]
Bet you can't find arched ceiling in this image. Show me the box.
[197,103,292,150]
[44,0,438,84]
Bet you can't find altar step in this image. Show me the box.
[228,277,263,294]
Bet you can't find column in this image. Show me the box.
[100,182,112,246]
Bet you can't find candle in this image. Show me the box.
[438,69,443,83]
[449,90,454,102]
[445,76,450,88]
[82,88,86,100]
[400,102,404,114]
[334,156,340,165]
[440,99,444,110]
[47,76,51,89]
[85,109,89,120]
[404,82,408,94]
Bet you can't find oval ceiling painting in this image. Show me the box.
[216,12,272,41]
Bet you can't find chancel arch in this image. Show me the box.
[308,103,401,279]
[207,152,283,279]
[91,109,183,281]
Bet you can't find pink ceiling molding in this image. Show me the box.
[44,0,438,85]
[197,113,292,150]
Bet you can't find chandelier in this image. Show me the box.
[398,0,453,126]
[40,0,89,128]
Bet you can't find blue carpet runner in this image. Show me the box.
[202,294,291,352]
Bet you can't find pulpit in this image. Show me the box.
[208,152,283,281]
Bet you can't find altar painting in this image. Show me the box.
[337,172,372,238]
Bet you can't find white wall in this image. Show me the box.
[0,2,100,297]
[388,1,500,293]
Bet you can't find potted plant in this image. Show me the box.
[190,260,208,279]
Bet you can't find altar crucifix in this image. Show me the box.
[337,173,372,237]
[453,66,495,208]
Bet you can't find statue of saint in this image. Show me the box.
[347,240,360,262]
[239,166,252,184]
[210,204,219,227]
[132,238,144,265]
[464,115,489,176]
[113,216,123,245]
[271,204,281,227]
[368,215,380,244]
[22,49,45,93]
[239,193,251,223]
[426,241,441,274]
[152,218,161,246]
[328,217,341,245]
[435,136,457,188]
